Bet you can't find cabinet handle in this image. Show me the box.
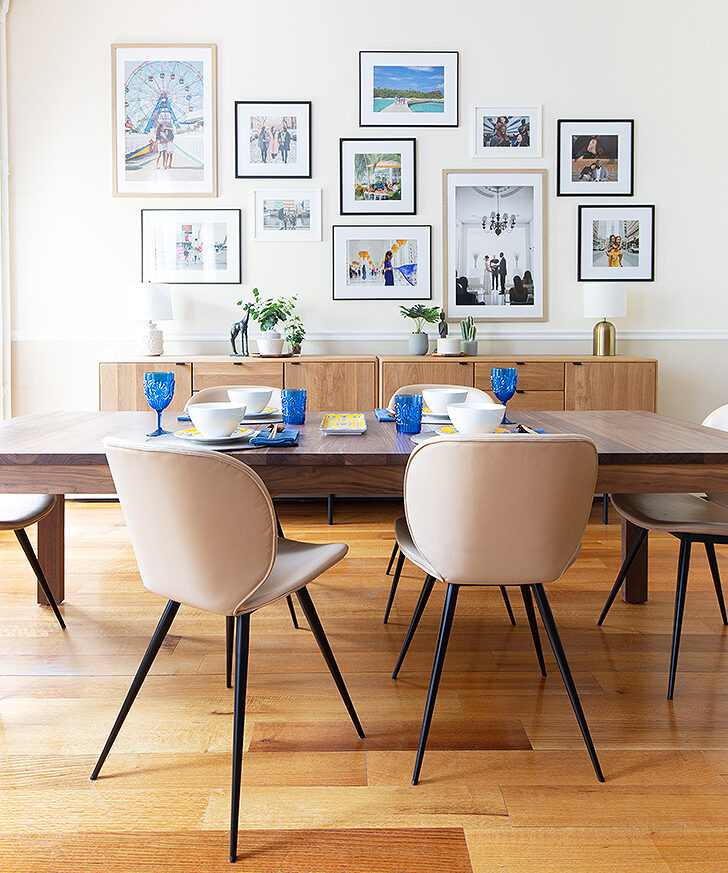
[175,362,186,367]
[516,389,524,394]
[233,361,242,366]
[573,361,582,366]
[458,361,468,366]
[290,361,300,366]
[515,361,525,366]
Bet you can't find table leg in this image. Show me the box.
[37,494,65,605]
[621,516,648,603]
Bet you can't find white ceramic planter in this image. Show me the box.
[437,337,461,356]
[257,337,284,356]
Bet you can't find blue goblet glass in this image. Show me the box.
[491,367,518,425]
[394,393,423,435]
[143,372,175,437]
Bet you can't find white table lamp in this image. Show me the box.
[583,284,627,356]
[130,283,173,356]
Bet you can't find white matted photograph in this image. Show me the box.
[557,119,634,196]
[141,209,241,284]
[235,101,311,178]
[254,189,321,241]
[332,225,431,300]
[578,204,654,281]
[339,138,416,215]
[112,44,217,197]
[444,169,546,321]
[473,106,541,158]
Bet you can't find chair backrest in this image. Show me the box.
[701,404,728,507]
[387,384,493,411]
[104,438,277,615]
[404,434,598,586]
[185,385,281,411]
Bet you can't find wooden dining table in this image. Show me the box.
[3,408,728,607]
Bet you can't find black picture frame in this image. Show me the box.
[234,100,312,179]
[577,204,655,282]
[339,138,417,216]
[557,119,634,196]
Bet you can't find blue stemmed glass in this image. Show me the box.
[143,372,175,437]
[281,388,306,425]
[394,393,423,435]
[491,367,518,425]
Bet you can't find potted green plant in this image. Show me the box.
[237,288,297,356]
[284,314,306,355]
[460,316,478,355]
[400,304,440,355]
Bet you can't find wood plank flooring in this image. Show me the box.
[2,498,728,870]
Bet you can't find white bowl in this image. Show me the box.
[188,402,246,438]
[422,388,468,415]
[227,387,273,415]
[447,402,505,435]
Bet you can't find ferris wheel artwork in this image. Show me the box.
[112,44,217,196]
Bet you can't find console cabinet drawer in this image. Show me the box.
[475,362,565,392]
[192,362,284,392]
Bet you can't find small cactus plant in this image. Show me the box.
[460,316,476,341]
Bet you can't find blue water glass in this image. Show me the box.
[143,372,175,437]
[490,367,518,425]
[281,388,306,425]
[394,393,423,435]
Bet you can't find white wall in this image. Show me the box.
[6,0,727,421]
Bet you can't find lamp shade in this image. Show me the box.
[583,284,627,319]
[129,282,173,322]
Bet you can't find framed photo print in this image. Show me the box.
[235,101,311,178]
[141,209,241,284]
[557,119,634,196]
[339,138,416,215]
[359,51,458,127]
[112,44,217,197]
[332,225,432,301]
[254,189,321,241]
[578,204,655,282]
[444,169,546,321]
[473,106,542,158]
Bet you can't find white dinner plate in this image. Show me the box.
[173,426,256,445]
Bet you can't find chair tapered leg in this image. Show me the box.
[412,583,459,786]
[14,527,66,630]
[521,585,546,677]
[705,541,727,625]
[327,493,334,525]
[286,594,299,629]
[532,584,604,782]
[295,586,364,738]
[225,615,235,688]
[90,600,180,781]
[386,543,399,576]
[229,612,250,864]
[500,586,516,626]
[392,575,435,679]
[668,535,692,700]
[602,494,609,525]
[383,550,406,624]
[597,526,648,626]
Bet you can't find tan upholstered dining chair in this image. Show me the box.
[91,439,364,863]
[397,433,604,785]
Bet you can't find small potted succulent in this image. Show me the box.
[460,316,478,355]
[400,304,440,355]
[237,288,297,356]
[284,314,306,355]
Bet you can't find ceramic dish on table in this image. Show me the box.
[447,402,505,435]
[188,402,246,439]
[422,388,468,415]
[173,426,256,445]
[320,413,367,435]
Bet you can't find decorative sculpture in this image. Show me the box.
[438,309,448,338]
[230,304,251,356]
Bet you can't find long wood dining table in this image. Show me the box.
[3,408,728,606]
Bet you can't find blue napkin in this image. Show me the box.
[249,428,299,447]
[177,414,192,422]
[375,408,395,422]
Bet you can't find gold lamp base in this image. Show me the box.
[592,319,616,356]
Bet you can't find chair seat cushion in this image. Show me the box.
[0,494,56,530]
[611,493,728,534]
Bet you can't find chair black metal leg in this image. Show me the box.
[90,600,180,781]
[327,493,334,525]
[668,535,692,700]
[521,585,546,677]
[705,541,728,625]
[14,527,66,630]
[597,526,648,626]
[383,550,406,624]
[532,584,604,782]
[295,586,364,738]
[386,543,399,576]
[225,615,235,689]
[412,583,459,786]
[392,575,435,679]
[500,585,516,626]
[229,612,250,864]
[286,594,299,629]
[602,494,609,525]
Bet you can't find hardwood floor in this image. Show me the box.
[2,498,728,871]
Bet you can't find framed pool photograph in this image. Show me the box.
[359,51,458,127]
[443,168,546,321]
[332,225,432,300]
[253,189,321,241]
[141,208,241,284]
[557,119,634,196]
[578,204,655,281]
[234,101,311,178]
[112,44,217,197]
[473,105,542,158]
[339,138,416,215]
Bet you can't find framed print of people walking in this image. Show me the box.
[112,44,217,196]
[234,102,311,178]
[578,205,655,282]
[557,120,634,196]
[444,169,546,321]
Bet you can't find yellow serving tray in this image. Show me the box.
[320,413,367,435]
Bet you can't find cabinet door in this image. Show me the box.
[192,361,284,392]
[565,362,657,411]
[380,361,474,407]
[100,363,192,411]
[474,361,564,392]
[285,361,377,411]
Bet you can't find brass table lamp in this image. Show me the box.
[583,285,627,356]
